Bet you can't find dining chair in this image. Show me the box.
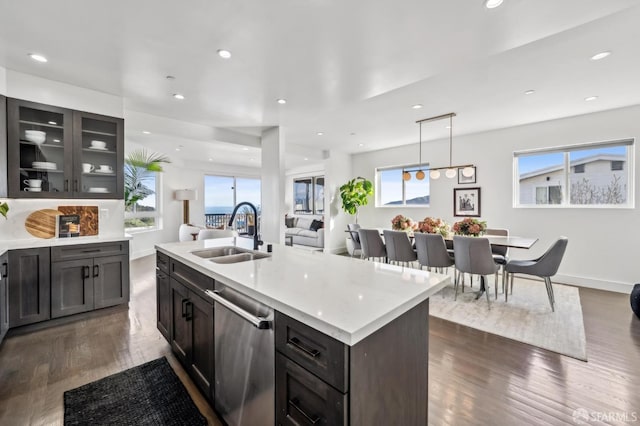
[503,237,568,312]
[383,230,417,267]
[486,228,509,298]
[358,229,387,262]
[453,236,499,309]
[347,223,362,257]
[197,228,239,240]
[414,233,454,273]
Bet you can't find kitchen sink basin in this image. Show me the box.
[191,246,271,264]
[191,246,249,258]
[209,252,271,264]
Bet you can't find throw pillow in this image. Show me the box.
[310,219,323,232]
[285,217,295,228]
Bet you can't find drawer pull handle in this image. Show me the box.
[83,265,90,279]
[82,249,101,253]
[155,266,160,271]
[289,398,320,424]
[93,265,99,277]
[1,262,7,278]
[181,298,189,318]
[288,337,320,358]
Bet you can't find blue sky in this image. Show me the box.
[379,168,430,205]
[204,175,261,207]
[518,145,626,174]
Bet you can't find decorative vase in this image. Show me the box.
[631,284,640,319]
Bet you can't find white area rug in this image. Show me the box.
[430,276,588,361]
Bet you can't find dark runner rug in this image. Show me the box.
[64,357,207,426]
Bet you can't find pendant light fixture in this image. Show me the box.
[403,120,427,181]
[415,112,474,180]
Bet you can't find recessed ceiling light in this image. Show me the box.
[173,93,185,100]
[242,147,249,151]
[316,132,324,136]
[412,104,423,109]
[524,90,535,95]
[217,49,232,59]
[277,99,287,104]
[29,53,48,63]
[445,125,451,129]
[585,96,598,101]
[208,158,213,161]
[484,0,503,9]
[590,51,611,61]
[358,143,364,147]
[142,130,151,135]
[304,158,309,161]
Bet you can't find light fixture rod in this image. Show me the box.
[418,121,422,169]
[415,112,456,124]
[449,114,453,167]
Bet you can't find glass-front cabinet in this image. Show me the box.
[6,99,123,199]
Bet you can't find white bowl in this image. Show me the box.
[25,130,46,144]
[90,140,106,149]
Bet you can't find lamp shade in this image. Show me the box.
[175,189,197,201]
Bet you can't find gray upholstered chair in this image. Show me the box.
[414,233,454,273]
[383,230,417,267]
[486,228,509,297]
[347,223,362,257]
[358,229,387,262]
[504,237,568,312]
[453,236,499,309]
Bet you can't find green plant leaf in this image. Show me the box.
[0,202,8,219]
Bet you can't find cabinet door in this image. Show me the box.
[156,268,171,341]
[189,291,214,400]
[7,98,74,198]
[51,259,94,318]
[0,95,7,197]
[171,278,191,366]
[8,248,51,327]
[0,253,9,342]
[93,254,130,309]
[72,111,124,199]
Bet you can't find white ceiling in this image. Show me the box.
[1,0,640,168]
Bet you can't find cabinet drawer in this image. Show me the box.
[156,251,169,274]
[276,353,347,426]
[275,311,349,393]
[170,259,213,293]
[51,241,129,262]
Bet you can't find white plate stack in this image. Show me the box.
[32,161,57,170]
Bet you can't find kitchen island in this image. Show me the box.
[156,237,449,425]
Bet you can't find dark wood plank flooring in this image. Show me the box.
[0,254,638,425]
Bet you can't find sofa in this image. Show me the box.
[284,216,324,248]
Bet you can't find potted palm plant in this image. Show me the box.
[124,149,170,215]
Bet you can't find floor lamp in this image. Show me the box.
[175,189,197,224]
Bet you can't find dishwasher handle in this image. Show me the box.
[204,289,272,329]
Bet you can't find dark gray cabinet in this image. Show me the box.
[8,247,51,327]
[0,95,7,197]
[156,252,171,341]
[6,98,124,199]
[51,242,129,319]
[0,252,9,344]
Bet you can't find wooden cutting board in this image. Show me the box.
[58,206,99,236]
[25,209,60,239]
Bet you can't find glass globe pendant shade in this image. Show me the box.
[462,166,475,177]
[429,169,441,179]
[416,170,425,180]
[445,168,457,178]
[403,171,411,181]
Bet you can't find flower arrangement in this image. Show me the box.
[418,217,450,237]
[452,217,487,236]
[391,214,417,232]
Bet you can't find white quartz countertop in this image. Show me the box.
[0,234,131,253]
[156,238,450,346]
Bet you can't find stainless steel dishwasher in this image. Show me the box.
[205,282,274,426]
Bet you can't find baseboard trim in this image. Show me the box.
[325,246,348,255]
[131,248,155,260]
[553,274,633,294]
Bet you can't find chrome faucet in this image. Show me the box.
[228,202,263,250]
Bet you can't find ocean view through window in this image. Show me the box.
[204,175,261,231]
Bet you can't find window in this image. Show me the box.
[293,176,324,214]
[515,138,633,207]
[125,172,161,232]
[376,164,430,207]
[204,175,261,230]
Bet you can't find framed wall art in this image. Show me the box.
[457,167,477,184]
[453,187,481,217]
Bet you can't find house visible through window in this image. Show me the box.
[376,164,430,207]
[515,138,633,207]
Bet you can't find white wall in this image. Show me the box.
[261,127,286,245]
[353,105,640,293]
[324,150,352,253]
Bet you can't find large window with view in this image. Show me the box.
[376,165,430,207]
[204,175,261,233]
[125,172,161,232]
[293,176,324,214]
[515,139,634,207]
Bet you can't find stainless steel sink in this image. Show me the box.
[191,246,249,258]
[191,246,271,264]
[210,252,271,264]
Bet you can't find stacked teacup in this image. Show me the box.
[24,179,43,192]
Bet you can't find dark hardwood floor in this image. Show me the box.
[0,254,638,425]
